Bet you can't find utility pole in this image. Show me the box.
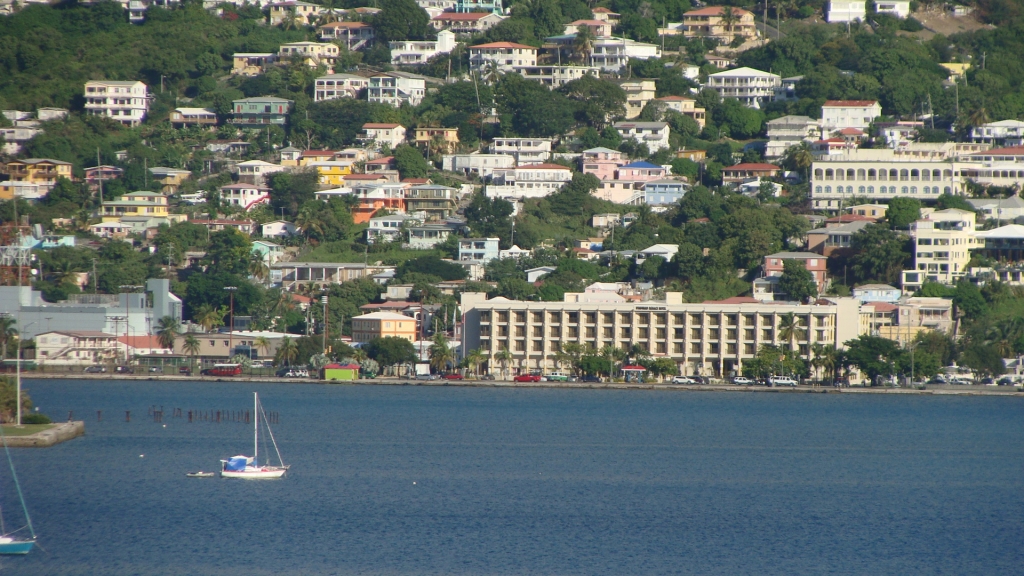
[321,295,328,355]
[96,148,104,206]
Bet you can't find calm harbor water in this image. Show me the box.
[1,379,1021,575]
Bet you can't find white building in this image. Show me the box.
[613,121,670,153]
[360,123,408,149]
[262,220,300,238]
[84,80,150,126]
[901,209,978,291]
[431,12,505,34]
[366,213,421,244]
[486,163,573,199]
[368,73,427,107]
[318,21,376,49]
[35,331,118,367]
[971,120,1024,145]
[442,153,516,177]
[826,0,866,22]
[513,65,601,88]
[821,100,882,132]
[0,125,42,155]
[235,160,287,185]
[219,183,271,211]
[705,67,781,108]
[589,37,662,72]
[765,115,820,159]
[967,195,1024,222]
[314,74,369,102]
[876,0,911,18]
[468,42,538,72]
[390,30,456,66]
[489,137,552,164]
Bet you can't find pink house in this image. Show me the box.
[615,161,666,181]
[763,251,829,292]
[581,147,625,180]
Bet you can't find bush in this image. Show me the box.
[22,413,51,425]
[798,6,814,18]
[901,17,924,32]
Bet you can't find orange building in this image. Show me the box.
[351,184,407,223]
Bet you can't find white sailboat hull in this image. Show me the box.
[220,466,287,479]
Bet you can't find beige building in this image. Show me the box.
[901,209,978,292]
[278,42,339,69]
[679,6,757,42]
[461,292,864,378]
[352,312,417,343]
[35,331,119,366]
[620,80,656,119]
[174,330,292,361]
[655,96,706,128]
[232,53,277,76]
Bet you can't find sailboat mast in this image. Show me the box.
[253,392,258,467]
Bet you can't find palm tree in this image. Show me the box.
[429,332,454,374]
[778,313,798,353]
[463,348,486,377]
[571,25,595,64]
[253,336,271,361]
[280,10,300,31]
[719,6,739,34]
[155,315,181,350]
[194,304,225,332]
[810,343,837,386]
[495,347,513,380]
[296,205,326,245]
[249,253,270,285]
[183,334,201,373]
[276,336,299,366]
[0,317,17,361]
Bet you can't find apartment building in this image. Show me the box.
[405,184,458,219]
[901,209,978,291]
[679,6,757,42]
[351,183,408,223]
[486,163,573,199]
[390,30,456,66]
[826,0,866,22]
[588,37,661,72]
[2,158,72,190]
[490,137,552,164]
[278,42,339,69]
[318,22,375,49]
[614,122,670,152]
[368,73,427,107]
[84,80,150,126]
[35,331,119,366]
[705,67,781,108]
[654,96,706,128]
[620,80,656,119]
[360,123,407,149]
[461,291,863,378]
[468,42,538,72]
[414,127,459,154]
[230,97,292,126]
[513,65,600,88]
[352,312,417,343]
[643,179,688,205]
[314,74,369,102]
[454,0,502,14]
[442,153,516,177]
[366,213,421,244]
[765,115,820,158]
[432,12,505,34]
[232,53,277,76]
[459,238,500,263]
[579,147,625,180]
[821,100,882,132]
[219,183,271,211]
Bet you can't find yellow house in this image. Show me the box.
[310,161,353,186]
[149,167,192,194]
[3,158,73,187]
[100,191,172,222]
[351,312,417,343]
[414,127,460,154]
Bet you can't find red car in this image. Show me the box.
[442,373,464,380]
[513,374,541,382]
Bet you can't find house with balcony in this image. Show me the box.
[407,223,459,249]
[616,161,666,181]
[368,72,427,107]
[230,97,292,126]
[876,0,912,18]
[268,0,321,25]
[643,179,688,205]
[852,284,902,303]
[35,331,119,367]
[967,195,1024,222]
[564,19,612,37]
[220,183,271,211]
[827,0,867,22]
[459,238,500,263]
[970,120,1024,145]
[352,183,408,223]
[620,80,656,119]
[0,125,42,155]
[262,220,300,238]
[84,80,150,126]
[765,115,820,158]
[486,163,573,199]
[821,100,882,132]
[84,165,124,188]
[679,6,757,42]
[901,209,978,292]
[432,12,505,34]
[314,74,369,102]
[442,153,516,177]
[360,123,408,149]
[278,42,339,70]
[654,96,706,128]
[805,220,871,256]
[512,65,600,88]
[490,137,552,164]
[235,160,287,185]
[2,158,73,190]
[706,67,781,108]
[587,36,661,72]
[366,213,421,244]
[148,167,192,194]
[613,122,670,152]
[318,21,375,49]
[454,0,502,14]
[390,30,456,66]
[170,107,218,128]
[468,42,538,73]
[580,147,625,180]
[722,163,780,184]
[406,184,458,219]
[232,53,277,76]
[414,127,460,154]
[310,161,354,186]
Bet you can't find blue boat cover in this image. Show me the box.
[225,456,249,471]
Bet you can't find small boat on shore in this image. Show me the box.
[185,471,215,478]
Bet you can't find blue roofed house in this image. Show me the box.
[644,179,688,205]
[616,160,666,181]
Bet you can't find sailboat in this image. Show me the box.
[220,393,289,479]
[0,418,36,554]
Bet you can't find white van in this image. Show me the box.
[770,376,797,387]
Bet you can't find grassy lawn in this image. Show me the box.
[0,424,57,437]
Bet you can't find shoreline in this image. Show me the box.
[22,373,1024,396]
[2,421,85,447]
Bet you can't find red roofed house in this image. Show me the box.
[564,19,612,37]
[297,149,337,166]
[431,12,505,34]
[680,6,757,42]
[821,100,881,131]
[364,156,396,173]
[837,127,865,145]
[722,163,780,184]
[468,42,538,72]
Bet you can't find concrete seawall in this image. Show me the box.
[5,421,85,447]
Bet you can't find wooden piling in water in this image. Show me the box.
[125,411,131,422]
[97,410,102,422]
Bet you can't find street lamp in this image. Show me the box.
[119,285,142,363]
[5,316,36,427]
[224,286,238,360]
[321,295,329,355]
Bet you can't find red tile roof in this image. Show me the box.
[823,100,878,107]
[839,128,865,135]
[973,146,1024,156]
[365,156,394,164]
[864,302,898,312]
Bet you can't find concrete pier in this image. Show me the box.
[4,421,85,447]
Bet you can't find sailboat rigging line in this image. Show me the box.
[0,423,35,539]
[257,399,286,468]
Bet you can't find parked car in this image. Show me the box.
[148,366,162,373]
[84,365,106,374]
[283,369,309,378]
[544,372,571,382]
[114,366,134,374]
[980,377,996,386]
[769,376,798,387]
[178,366,192,376]
[671,376,698,384]
[997,376,1017,386]
[480,374,496,381]
[442,373,464,380]
[415,373,439,380]
[513,374,541,382]
[731,376,753,385]
[580,375,602,383]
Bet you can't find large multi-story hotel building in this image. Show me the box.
[461,292,864,378]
